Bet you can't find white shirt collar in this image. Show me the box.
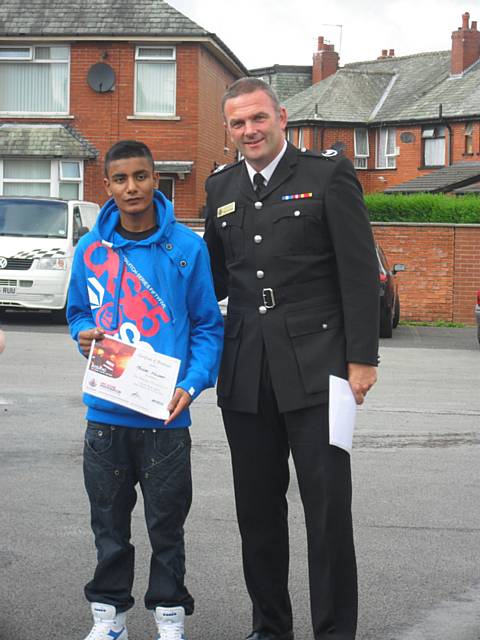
[245,139,288,186]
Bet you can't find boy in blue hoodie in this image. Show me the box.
[67,140,223,640]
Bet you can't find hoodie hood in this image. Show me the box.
[93,189,175,248]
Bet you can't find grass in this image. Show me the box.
[399,320,468,328]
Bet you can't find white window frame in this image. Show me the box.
[298,127,305,149]
[354,128,369,169]
[376,127,397,169]
[0,158,83,198]
[465,122,474,154]
[0,44,70,116]
[422,126,446,167]
[134,45,176,117]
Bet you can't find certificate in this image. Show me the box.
[82,335,181,420]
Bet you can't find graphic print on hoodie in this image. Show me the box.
[67,190,223,428]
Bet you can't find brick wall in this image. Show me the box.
[373,223,480,324]
[1,41,238,218]
[298,122,480,194]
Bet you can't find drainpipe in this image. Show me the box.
[439,104,453,166]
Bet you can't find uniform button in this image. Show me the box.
[221,221,227,228]
[254,201,263,210]
[294,210,301,217]
[254,235,263,244]
[258,305,267,315]
[256,270,265,279]
[165,243,173,250]
[322,323,328,329]
[180,260,187,267]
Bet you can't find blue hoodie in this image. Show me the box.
[67,190,223,428]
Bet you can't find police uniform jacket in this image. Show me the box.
[204,143,379,414]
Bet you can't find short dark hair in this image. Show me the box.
[104,140,155,177]
[221,77,282,117]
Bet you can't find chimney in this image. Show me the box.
[388,49,395,57]
[451,12,480,74]
[312,36,339,84]
[378,49,388,59]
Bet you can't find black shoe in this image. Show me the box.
[245,631,294,640]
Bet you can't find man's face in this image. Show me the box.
[104,156,156,222]
[224,89,287,172]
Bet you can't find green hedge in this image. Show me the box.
[364,193,480,223]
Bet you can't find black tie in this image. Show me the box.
[253,172,265,197]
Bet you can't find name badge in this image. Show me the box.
[217,202,236,217]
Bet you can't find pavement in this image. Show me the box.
[0,319,478,639]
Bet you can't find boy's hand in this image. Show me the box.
[78,327,105,357]
[165,388,192,425]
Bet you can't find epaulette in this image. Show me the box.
[297,147,340,162]
[206,159,242,181]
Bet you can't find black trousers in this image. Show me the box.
[222,357,357,639]
[83,422,193,614]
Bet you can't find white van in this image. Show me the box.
[0,196,99,320]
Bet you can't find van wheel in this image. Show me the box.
[379,304,393,338]
[51,306,67,324]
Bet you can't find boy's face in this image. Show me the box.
[104,156,157,224]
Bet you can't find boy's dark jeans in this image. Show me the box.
[83,421,193,614]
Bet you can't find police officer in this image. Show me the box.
[204,78,379,640]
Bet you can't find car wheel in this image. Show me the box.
[380,304,393,338]
[392,296,400,328]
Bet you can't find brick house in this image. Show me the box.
[0,0,246,217]
[259,13,480,194]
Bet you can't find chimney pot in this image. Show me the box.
[452,12,480,74]
[389,49,395,57]
[318,36,324,49]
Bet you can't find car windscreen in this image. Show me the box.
[0,199,69,238]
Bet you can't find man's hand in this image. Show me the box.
[78,327,105,357]
[165,388,192,425]
[348,362,377,405]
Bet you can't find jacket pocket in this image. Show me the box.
[285,306,346,395]
[216,207,245,263]
[218,312,243,398]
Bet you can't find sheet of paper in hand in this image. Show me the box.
[82,335,180,420]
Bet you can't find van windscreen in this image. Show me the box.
[0,199,69,238]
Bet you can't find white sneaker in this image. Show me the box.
[154,606,185,640]
[83,602,128,640]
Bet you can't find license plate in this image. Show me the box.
[1,286,15,295]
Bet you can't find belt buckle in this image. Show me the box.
[262,287,276,309]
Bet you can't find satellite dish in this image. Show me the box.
[87,63,116,93]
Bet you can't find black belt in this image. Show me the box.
[228,279,339,310]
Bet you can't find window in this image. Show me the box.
[376,127,396,169]
[286,128,295,143]
[0,159,83,198]
[158,177,174,203]
[0,45,69,114]
[422,126,445,166]
[465,122,474,154]
[354,128,369,169]
[298,128,305,149]
[135,46,176,116]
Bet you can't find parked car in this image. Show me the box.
[475,290,480,345]
[377,245,405,338]
[0,196,99,320]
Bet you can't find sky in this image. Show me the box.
[168,0,471,69]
